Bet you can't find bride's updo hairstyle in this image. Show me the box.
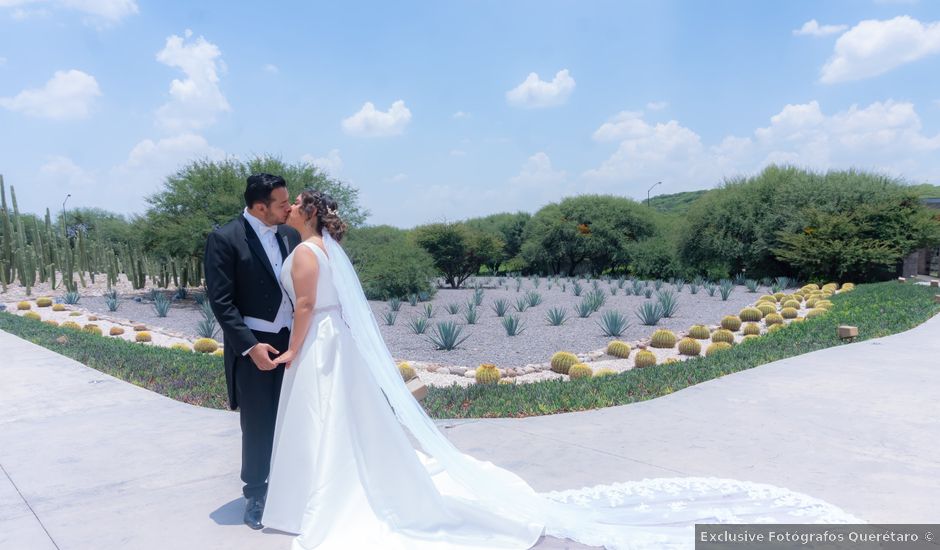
[300,188,348,242]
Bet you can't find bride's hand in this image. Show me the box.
[273,349,297,369]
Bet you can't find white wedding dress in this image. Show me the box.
[262,237,862,550]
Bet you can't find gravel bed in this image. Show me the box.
[4,275,780,371]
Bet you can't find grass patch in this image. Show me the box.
[1,281,937,418]
[0,314,228,409]
[422,282,940,418]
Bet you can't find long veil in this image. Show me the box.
[321,229,863,549]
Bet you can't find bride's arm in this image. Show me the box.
[274,245,319,368]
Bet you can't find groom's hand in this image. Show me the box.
[248,343,280,371]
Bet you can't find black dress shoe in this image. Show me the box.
[244,495,265,530]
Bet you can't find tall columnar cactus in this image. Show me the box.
[0,176,13,285]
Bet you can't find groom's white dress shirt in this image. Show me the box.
[242,208,294,349]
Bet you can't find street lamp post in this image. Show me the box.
[647,181,661,208]
[61,194,71,239]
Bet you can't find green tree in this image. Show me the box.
[463,212,530,273]
[141,156,368,260]
[520,195,657,276]
[343,225,438,299]
[413,222,503,288]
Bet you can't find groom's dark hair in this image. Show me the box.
[244,173,288,208]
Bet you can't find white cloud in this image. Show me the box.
[155,30,230,132]
[506,69,575,109]
[452,110,470,119]
[342,100,411,137]
[385,173,407,183]
[793,19,848,37]
[820,16,940,83]
[1,0,137,25]
[0,69,100,119]
[263,63,279,74]
[510,152,567,187]
[646,101,668,111]
[39,155,95,188]
[301,149,343,174]
[582,99,940,195]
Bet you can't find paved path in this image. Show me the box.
[2,313,939,549]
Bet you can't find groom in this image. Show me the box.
[204,173,301,529]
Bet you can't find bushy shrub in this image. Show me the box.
[345,226,438,299]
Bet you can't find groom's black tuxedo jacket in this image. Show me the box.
[204,214,302,410]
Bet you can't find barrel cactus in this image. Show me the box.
[711,329,734,344]
[782,300,800,310]
[398,362,417,381]
[802,284,820,292]
[815,300,833,310]
[634,350,656,368]
[806,308,827,319]
[720,316,742,331]
[109,326,125,336]
[606,340,631,358]
[551,351,579,374]
[688,325,711,339]
[764,313,784,326]
[16,301,31,310]
[82,324,102,336]
[650,329,677,348]
[757,303,777,317]
[773,292,787,302]
[136,331,152,343]
[568,363,593,380]
[742,322,761,336]
[767,323,785,333]
[36,297,53,308]
[780,307,798,319]
[757,295,776,303]
[805,297,819,308]
[705,342,732,356]
[43,320,59,327]
[61,321,81,330]
[738,307,762,322]
[24,311,41,321]
[213,349,224,357]
[595,368,617,377]
[678,337,701,356]
[52,304,66,312]
[475,363,500,384]
[841,283,855,291]
[193,338,219,354]
[69,311,82,317]
[171,343,192,353]
[741,334,760,343]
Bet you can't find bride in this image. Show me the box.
[260,188,861,549]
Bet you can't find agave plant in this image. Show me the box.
[426,320,471,350]
[515,279,523,292]
[525,290,543,307]
[422,303,435,318]
[175,287,188,300]
[446,302,461,315]
[631,280,644,295]
[388,298,402,311]
[473,288,485,306]
[673,278,685,292]
[63,291,81,304]
[491,298,510,317]
[732,273,747,286]
[514,296,529,313]
[597,310,631,337]
[463,306,479,325]
[609,285,618,296]
[575,300,594,318]
[572,282,583,296]
[408,293,419,306]
[656,290,680,318]
[501,314,526,336]
[704,283,717,297]
[381,310,398,325]
[407,316,429,334]
[635,302,664,326]
[591,279,601,291]
[643,288,653,299]
[760,276,773,287]
[545,306,569,326]
[193,292,206,305]
[718,279,734,301]
[688,283,700,295]
[586,289,607,311]
[692,275,705,286]
[745,279,759,293]
[775,276,791,289]
[653,279,664,291]
[195,300,218,339]
[153,293,172,317]
[770,283,782,294]
[106,296,120,312]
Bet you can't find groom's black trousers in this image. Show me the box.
[234,327,290,499]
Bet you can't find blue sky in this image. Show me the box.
[2,0,940,227]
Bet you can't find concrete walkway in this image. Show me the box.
[2,314,939,550]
